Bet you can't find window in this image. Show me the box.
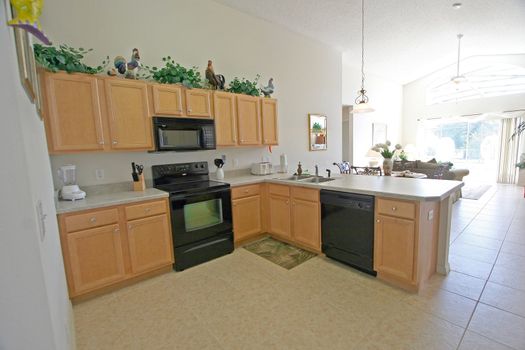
[427,64,525,105]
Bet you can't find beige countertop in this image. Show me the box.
[218,171,463,201]
[55,183,168,214]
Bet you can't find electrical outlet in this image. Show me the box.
[428,209,434,221]
[221,154,227,162]
[233,159,239,168]
[95,169,105,180]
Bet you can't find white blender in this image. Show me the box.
[58,164,86,201]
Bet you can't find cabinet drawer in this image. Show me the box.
[292,186,319,202]
[268,184,290,197]
[231,184,260,199]
[64,208,119,233]
[125,200,167,221]
[377,198,416,220]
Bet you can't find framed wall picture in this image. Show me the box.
[10,7,42,118]
[372,123,387,145]
[309,114,327,151]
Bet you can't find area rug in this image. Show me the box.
[243,237,316,270]
[462,184,492,200]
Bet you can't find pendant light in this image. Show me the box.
[353,0,374,113]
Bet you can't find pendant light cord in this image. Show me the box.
[361,0,365,91]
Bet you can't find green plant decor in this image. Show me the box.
[34,44,109,74]
[227,75,261,96]
[144,57,202,88]
[312,122,323,133]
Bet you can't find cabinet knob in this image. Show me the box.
[128,224,132,230]
[392,207,397,211]
[90,217,97,223]
[244,190,249,193]
[99,141,105,145]
[114,228,120,233]
[286,200,289,204]
[112,140,118,145]
[376,219,380,223]
[292,201,296,206]
[177,109,182,112]
[188,109,192,113]
[145,208,151,212]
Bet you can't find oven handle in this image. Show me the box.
[170,187,230,200]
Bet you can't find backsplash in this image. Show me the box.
[50,146,338,189]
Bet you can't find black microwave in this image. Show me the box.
[153,117,216,151]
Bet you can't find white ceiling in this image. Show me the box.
[213,0,525,84]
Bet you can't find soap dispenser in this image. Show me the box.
[297,162,303,176]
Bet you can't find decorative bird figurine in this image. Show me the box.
[261,78,274,98]
[8,0,51,44]
[113,48,141,79]
[205,60,225,90]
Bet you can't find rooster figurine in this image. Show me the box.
[205,60,225,90]
[112,48,141,79]
[261,78,274,98]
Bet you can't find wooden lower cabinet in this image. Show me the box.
[268,194,292,238]
[374,215,416,283]
[127,214,173,274]
[65,224,126,295]
[291,198,320,250]
[58,198,173,299]
[373,197,439,292]
[232,195,262,242]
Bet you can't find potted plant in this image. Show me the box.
[226,75,261,96]
[371,141,402,176]
[144,56,202,88]
[34,43,109,74]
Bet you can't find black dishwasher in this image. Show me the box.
[321,190,376,276]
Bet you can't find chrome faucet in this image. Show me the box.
[315,164,319,177]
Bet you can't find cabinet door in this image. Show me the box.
[292,198,320,250]
[236,95,261,145]
[214,92,237,146]
[127,214,173,274]
[374,215,416,283]
[261,98,278,145]
[185,88,212,118]
[105,79,153,150]
[152,84,184,116]
[268,194,291,238]
[232,195,262,242]
[43,72,104,152]
[66,224,125,295]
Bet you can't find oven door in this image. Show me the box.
[170,188,232,247]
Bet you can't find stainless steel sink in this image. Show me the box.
[301,176,336,183]
[281,175,314,181]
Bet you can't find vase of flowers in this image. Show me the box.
[371,141,403,176]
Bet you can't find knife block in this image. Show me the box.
[133,174,146,192]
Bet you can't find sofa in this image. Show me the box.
[393,159,469,200]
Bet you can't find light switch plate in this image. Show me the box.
[428,209,434,221]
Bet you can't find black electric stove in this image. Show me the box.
[153,162,233,271]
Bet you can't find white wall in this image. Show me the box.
[402,54,525,147]
[0,2,73,349]
[40,0,342,187]
[342,56,403,166]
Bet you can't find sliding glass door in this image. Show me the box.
[422,118,501,182]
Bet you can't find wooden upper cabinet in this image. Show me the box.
[374,215,416,284]
[236,95,261,145]
[261,98,278,145]
[65,224,126,295]
[151,84,184,116]
[104,79,153,150]
[126,214,173,275]
[41,71,105,152]
[185,88,212,118]
[213,91,237,146]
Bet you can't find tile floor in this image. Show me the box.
[74,185,525,350]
